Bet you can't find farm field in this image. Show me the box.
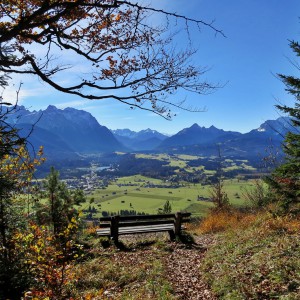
[133,153,256,174]
[83,175,253,217]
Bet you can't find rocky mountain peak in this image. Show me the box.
[190,123,200,129]
[46,105,58,111]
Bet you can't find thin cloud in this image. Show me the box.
[1,84,45,105]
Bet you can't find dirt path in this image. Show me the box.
[163,235,217,300]
[97,233,217,299]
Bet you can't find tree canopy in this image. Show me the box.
[0,0,223,118]
[266,40,300,212]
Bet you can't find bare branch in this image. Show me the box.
[0,0,224,118]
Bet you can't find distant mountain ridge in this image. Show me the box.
[158,123,242,149]
[5,105,295,163]
[112,128,168,150]
[156,117,294,160]
[6,105,125,158]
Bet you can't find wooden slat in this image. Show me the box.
[96,225,190,237]
[99,219,189,228]
[99,214,172,222]
[118,224,174,235]
[96,224,174,236]
[119,212,191,221]
[96,228,110,236]
[117,213,175,221]
[99,212,191,222]
[118,219,174,227]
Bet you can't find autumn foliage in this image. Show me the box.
[0,104,85,299]
[197,209,257,234]
[0,0,222,118]
[19,219,82,299]
[0,133,45,298]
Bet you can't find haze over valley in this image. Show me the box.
[6,105,294,180]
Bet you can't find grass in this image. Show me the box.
[133,153,256,175]
[65,201,300,299]
[184,202,213,217]
[77,153,259,217]
[177,154,200,160]
[84,176,253,217]
[77,208,300,300]
[72,236,176,299]
[194,209,257,234]
[135,153,170,161]
[199,211,300,299]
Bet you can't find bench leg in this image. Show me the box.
[168,230,176,241]
[174,212,182,236]
[111,216,119,243]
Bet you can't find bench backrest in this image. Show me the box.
[100,212,190,236]
[97,212,191,241]
[99,212,191,224]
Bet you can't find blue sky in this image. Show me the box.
[3,0,300,134]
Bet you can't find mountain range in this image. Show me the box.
[4,105,294,163]
[112,128,168,151]
[5,105,125,160]
[157,118,293,160]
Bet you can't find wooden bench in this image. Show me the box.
[96,212,191,243]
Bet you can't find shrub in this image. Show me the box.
[196,209,257,234]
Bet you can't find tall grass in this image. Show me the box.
[198,209,300,299]
[194,209,257,234]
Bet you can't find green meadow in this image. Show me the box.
[134,153,256,174]
[83,175,253,217]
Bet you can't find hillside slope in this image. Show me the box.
[6,105,126,157]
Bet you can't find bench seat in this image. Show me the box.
[97,223,174,236]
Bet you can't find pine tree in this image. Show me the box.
[42,167,85,236]
[266,40,300,212]
[209,146,230,210]
[162,200,172,214]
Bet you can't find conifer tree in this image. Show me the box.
[162,200,172,214]
[209,146,230,210]
[266,40,300,212]
[42,167,85,236]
